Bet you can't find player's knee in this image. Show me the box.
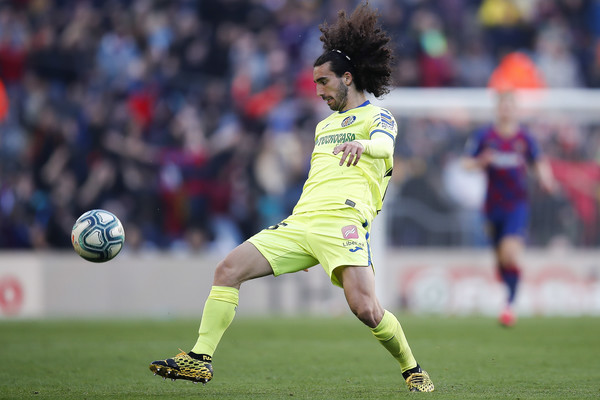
[213,257,241,287]
[351,304,382,328]
[499,253,519,268]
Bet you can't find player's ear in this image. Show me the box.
[343,72,353,86]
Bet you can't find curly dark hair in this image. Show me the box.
[314,1,393,98]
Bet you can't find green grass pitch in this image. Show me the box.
[1,315,599,399]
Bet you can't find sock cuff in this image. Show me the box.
[188,352,212,362]
[401,363,421,377]
[371,310,395,340]
[208,286,239,306]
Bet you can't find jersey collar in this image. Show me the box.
[339,100,370,114]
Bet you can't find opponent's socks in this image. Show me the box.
[371,310,418,373]
[498,264,521,305]
[191,286,239,356]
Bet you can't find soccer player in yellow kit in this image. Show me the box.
[150,2,434,393]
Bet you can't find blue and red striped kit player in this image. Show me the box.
[463,91,556,326]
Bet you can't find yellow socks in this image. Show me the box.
[190,288,416,372]
[191,286,239,356]
[370,310,417,373]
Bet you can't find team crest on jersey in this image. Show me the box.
[341,225,359,239]
[341,116,356,127]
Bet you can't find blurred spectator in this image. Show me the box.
[0,0,598,252]
[534,25,583,87]
[478,0,532,58]
[455,38,496,87]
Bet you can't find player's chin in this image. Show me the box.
[325,98,337,110]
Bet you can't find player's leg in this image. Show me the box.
[307,208,433,391]
[191,241,274,354]
[497,236,524,304]
[495,203,527,326]
[150,241,274,383]
[336,265,434,392]
[496,235,524,326]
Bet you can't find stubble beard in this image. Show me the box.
[330,80,348,112]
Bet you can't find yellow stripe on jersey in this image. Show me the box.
[293,101,397,222]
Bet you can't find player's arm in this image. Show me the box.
[524,132,557,194]
[534,158,557,194]
[333,132,394,167]
[461,129,492,170]
[462,149,494,170]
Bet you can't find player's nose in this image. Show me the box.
[315,85,324,97]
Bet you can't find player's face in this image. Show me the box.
[313,62,348,112]
[496,92,517,123]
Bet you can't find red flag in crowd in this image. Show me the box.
[550,159,600,245]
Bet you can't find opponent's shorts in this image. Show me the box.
[248,208,372,288]
[486,202,529,245]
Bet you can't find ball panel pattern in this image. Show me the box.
[71,209,125,263]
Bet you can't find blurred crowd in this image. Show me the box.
[1,0,600,253]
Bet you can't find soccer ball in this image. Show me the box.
[71,209,125,262]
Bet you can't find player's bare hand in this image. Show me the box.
[477,149,494,168]
[541,179,559,195]
[333,141,364,167]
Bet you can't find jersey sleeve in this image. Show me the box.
[369,107,397,142]
[354,106,398,158]
[356,133,395,158]
[465,127,487,157]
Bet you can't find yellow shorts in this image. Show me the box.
[247,208,372,287]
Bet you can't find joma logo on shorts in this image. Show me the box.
[342,225,359,239]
